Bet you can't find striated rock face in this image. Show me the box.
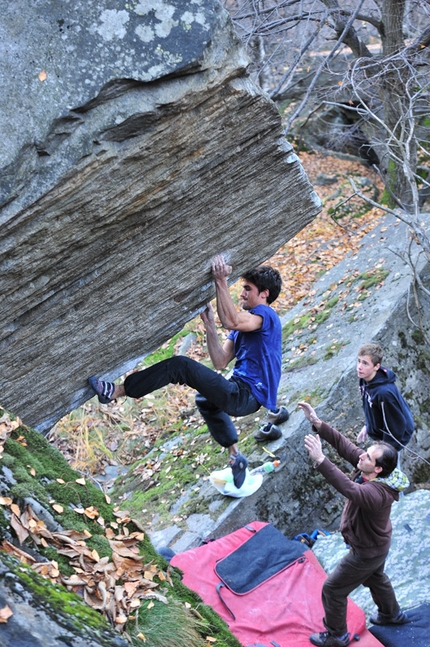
[0,0,321,432]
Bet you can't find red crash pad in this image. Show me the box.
[171,521,384,647]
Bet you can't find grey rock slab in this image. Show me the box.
[186,512,216,536]
[171,530,203,553]
[23,497,63,532]
[149,524,182,550]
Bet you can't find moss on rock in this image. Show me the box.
[0,407,243,647]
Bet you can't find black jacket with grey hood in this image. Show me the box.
[360,366,414,450]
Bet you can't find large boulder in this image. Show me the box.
[0,0,320,432]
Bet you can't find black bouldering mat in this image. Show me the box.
[370,602,430,647]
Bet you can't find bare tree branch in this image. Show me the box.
[321,0,374,57]
[284,0,367,133]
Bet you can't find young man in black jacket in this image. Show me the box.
[356,343,414,451]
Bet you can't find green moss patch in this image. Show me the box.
[323,340,350,360]
[111,414,261,529]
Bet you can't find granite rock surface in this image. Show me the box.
[0,0,321,431]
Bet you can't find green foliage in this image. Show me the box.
[141,329,193,367]
[282,313,313,340]
[128,599,208,647]
[288,386,326,407]
[282,295,340,346]
[128,590,242,647]
[383,159,398,208]
[356,269,389,290]
[419,397,430,416]
[323,340,350,360]
[412,329,425,345]
[0,508,9,540]
[87,534,111,559]
[165,576,244,647]
[328,199,371,220]
[416,351,430,373]
[411,459,430,484]
[284,356,318,372]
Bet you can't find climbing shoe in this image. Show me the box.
[267,405,290,425]
[229,452,248,489]
[369,611,408,625]
[88,375,115,404]
[309,631,350,647]
[254,422,282,442]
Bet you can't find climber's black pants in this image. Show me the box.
[124,356,260,447]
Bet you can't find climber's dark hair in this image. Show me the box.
[242,265,282,304]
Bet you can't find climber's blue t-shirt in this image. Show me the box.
[228,304,282,410]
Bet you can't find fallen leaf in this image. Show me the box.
[109,541,142,559]
[84,506,99,519]
[0,605,13,623]
[75,478,86,486]
[38,70,47,81]
[10,515,29,545]
[10,503,20,516]
[129,599,141,608]
[52,504,64,514]
[0,540,35,563]
[124,581,139,597]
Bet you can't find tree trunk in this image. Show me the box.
[379,0,406,55]
[377,0,416,210]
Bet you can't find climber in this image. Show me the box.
[89,254,283,491]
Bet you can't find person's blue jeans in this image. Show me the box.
[123,356,260,447]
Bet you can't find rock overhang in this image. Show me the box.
[0,0,322,431]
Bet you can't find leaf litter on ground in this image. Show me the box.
[0,493,171,628]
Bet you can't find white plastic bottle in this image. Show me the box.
[250,460,280,475]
